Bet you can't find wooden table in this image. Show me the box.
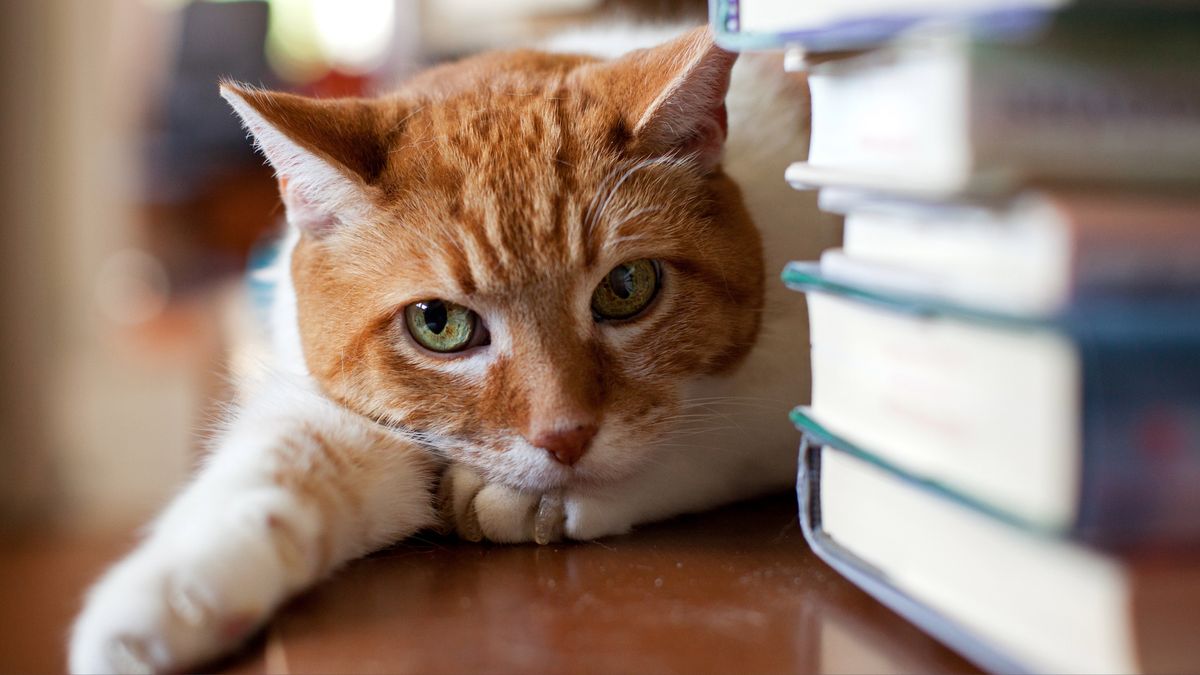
[0,494,976,674]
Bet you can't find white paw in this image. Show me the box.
[437,465,633,543]
[70,495,312,674]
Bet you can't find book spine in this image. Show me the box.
[804,25,1200,194]
[970,12,1200,186]
[970,49,1200,186]
[1075,313,1200,549]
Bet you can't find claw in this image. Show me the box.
[459,494,484,542]
[534,492,565,545]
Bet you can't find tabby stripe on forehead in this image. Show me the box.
[550,88,585,266]
[456,207,504,284]
[446,247,477,296]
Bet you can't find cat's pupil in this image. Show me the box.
[423,301,448,334]
[610,265,635,299]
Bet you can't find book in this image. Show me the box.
[813,189,1200,315]
[797,436,1200,674]
[710,0,1063,52]
[788,16,1200,196]
[784,263,1200,546]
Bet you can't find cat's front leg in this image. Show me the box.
[70,375,439,674]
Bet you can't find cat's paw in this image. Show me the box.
[437,464,632,543]
[70,498,305,674]
[436,464,563,544]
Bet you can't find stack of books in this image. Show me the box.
[714,1,1200,672]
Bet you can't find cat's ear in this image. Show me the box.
[220,82,391,237]
[595,27,737,169]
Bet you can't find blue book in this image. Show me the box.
[710,0,1062,52]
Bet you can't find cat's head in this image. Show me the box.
[222,27,764,491]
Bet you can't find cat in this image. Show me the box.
[69,25,832,674]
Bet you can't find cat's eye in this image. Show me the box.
[404,300,488,354]
[591,259,661,321]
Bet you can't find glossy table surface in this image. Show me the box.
[0,494,978,674]
[217,494,977,674]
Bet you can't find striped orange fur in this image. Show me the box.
[228,27,764,490]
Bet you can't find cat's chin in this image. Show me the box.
[478,457,639,494]
[457,431,649,493]
[492,464,584,493]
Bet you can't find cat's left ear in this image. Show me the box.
[591,26,737,170]
[220,82,394,237]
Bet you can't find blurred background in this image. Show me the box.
[0,0,707,538]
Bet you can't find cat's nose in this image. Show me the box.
[532,424,598,466]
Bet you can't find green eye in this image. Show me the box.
[591,259,661,321]
[404,300,486,353]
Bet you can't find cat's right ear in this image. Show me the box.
[587,27,737,171]
[220,82,392,237]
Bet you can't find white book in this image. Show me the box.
[806,444,1200,674]
[817,189,1200,315]
[791,27,1200,196]
[805,290,1081,529]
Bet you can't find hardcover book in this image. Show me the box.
[788,15,1200,196]
[813,188,1200,315]
[710,0,1063,51]
[785,262,1200,547]
[797,434,1200,674]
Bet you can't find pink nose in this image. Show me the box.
[532,425,598,466]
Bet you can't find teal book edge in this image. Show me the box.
[782,260,1200,340]
[781,261,1048,329]
[790,407,1054,535]
[795,435,1032,675]
[709,0,791,51]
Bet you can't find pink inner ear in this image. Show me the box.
[692,102,729,169]
[628,33,737,170]
[663,99,728,170]
[280,177,338,237]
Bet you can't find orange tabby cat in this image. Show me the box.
[71,26,829,673]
